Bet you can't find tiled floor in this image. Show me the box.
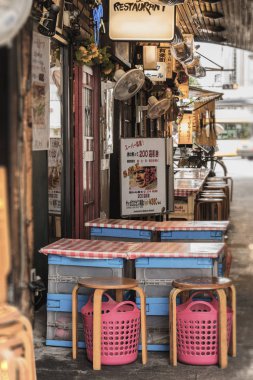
[34,174,253,380]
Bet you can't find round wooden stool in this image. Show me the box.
[72,277,147,370]
[169,277,236,369]
[199,193,228,219]
[195,198,224,220]
[207,176,233,201]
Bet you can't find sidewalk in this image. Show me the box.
[34,171,253,380]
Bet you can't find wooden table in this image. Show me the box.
[85,218,157,241]
[169,169,210,220]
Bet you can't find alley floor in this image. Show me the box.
[34,157,253,380]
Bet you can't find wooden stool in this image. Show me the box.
[205,183,230,216]
[207,176,233,201]
[72,277,147,370]
[0,304,37,380]
[199,193,228,219]
[169,277,236,369]
[195,198,224,220]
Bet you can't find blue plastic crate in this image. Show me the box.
[136,297,180,316]
[46,339,85,348]
[48,254,124,268]
[138,344,169,352]
[46,340,169,352]
[90,227,152,240]
[160,230,224,241]
[47,293,88,312]
[135,257,213,269]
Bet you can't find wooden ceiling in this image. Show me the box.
[177,0,253,51]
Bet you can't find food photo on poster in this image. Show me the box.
[120,138,166,216]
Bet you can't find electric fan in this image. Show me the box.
[113,69,145,101]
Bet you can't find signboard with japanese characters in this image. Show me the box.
[32,31,50,151]
[120,138,166,216]
[109,0,175,41]
[48,138,62,214]
[178,112,193,146]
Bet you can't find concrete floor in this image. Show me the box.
[34,166,253,380]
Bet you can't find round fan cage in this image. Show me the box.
[113,69,145,101]
[147,96,171,119]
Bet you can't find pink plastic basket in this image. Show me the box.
[81,293,141,365]
[176,291,232,365]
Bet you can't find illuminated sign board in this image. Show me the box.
[109,0,175,41]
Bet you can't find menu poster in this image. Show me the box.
[32,32,50,151]
[48,138,62,214]
[178,112,193,146]
[120,138,166,216]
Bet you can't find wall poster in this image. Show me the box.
[48,138,62,214]
[32,31,50,150]
[120,138,166,216]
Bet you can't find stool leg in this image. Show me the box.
[217,203,222,221]
[169,288,182,366]
[229,285,237,357]
[116,289,123,302]
[134,286,147,365]
[72,284,80,360]
[216,289,228,369]
[93,288,105,370]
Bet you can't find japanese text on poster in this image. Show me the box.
[48,138,62,214]
[121,138,166,216]
[32,32,50,150]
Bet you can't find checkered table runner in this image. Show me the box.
[154,221,230,232]
[39,238,141,259]
[40,239,225,260]
[85,218,157,230]
[127,242,225,259]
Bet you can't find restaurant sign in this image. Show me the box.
[120,138,166,216]
[109,0,175,41]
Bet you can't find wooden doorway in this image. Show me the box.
[74,65,100,238]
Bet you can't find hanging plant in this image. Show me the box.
[75,39,115,79]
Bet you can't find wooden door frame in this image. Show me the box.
[74,65,100,238]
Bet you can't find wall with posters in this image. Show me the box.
[120,138,166,216]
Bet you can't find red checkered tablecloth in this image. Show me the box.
[39,238,141,259]
[85,218,157,230]
[128,242,225,259]
[154,221,230,232]
[174,179,204,197]
[40,239,225,260]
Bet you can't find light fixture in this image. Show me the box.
[38,1,60,37]
[203,11,224,19]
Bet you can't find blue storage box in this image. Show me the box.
[90,227,152,241]
[160,230,224,241]
[48,255,125,294]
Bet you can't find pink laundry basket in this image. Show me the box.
[176,291,232,365]
[81,293,141,365]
